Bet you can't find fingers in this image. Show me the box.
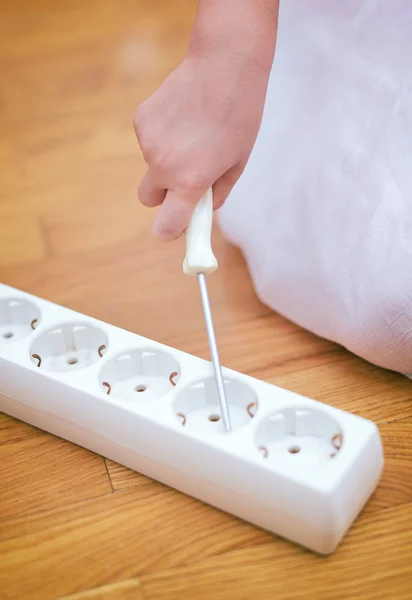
[211,164,246,209]
[153,190,201,242]
[147,164,245,242]
[138,170,167,208]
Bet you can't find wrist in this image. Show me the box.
[187,1,278,74]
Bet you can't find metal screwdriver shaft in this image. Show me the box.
[183,187,232,433]
[197,272,232,432]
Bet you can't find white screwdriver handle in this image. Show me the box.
[183,187,218,275]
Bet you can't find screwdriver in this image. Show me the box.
[183,188,232,432]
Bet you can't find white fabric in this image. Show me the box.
[219,0,412,374]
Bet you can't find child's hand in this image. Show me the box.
[134,55,267,241]
[133,1,278,241]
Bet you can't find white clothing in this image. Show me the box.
[219,0,412,374]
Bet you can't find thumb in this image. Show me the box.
[153,189,203,242]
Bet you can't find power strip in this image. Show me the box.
[0,283,383,555]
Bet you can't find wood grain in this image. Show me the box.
[59,579,145,600]
[104,458,160,492]
[0,214,46,265]
[0,486,271,600]
[140,504,412,600]
[365,418,412,514]
[274,358,412,424]
[0,414,113,519]
[0,1,411,599]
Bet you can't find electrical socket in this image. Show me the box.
[30,321,108,372]
[99,347,180,402]
[0,283,383,555]
[174,375,258,434]
[0,297,41,344]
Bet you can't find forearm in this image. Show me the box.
[188,0,279,72]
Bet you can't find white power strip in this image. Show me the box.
[0,283,383,555]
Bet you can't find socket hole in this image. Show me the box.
[174,376,258,434]
[255,407,343,465]
[30,322,108,372]
[0,297,41,344]
[98,347,180,401]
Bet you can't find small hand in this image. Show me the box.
[134,51,270,241]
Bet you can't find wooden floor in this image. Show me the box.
[0,1,411,599]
